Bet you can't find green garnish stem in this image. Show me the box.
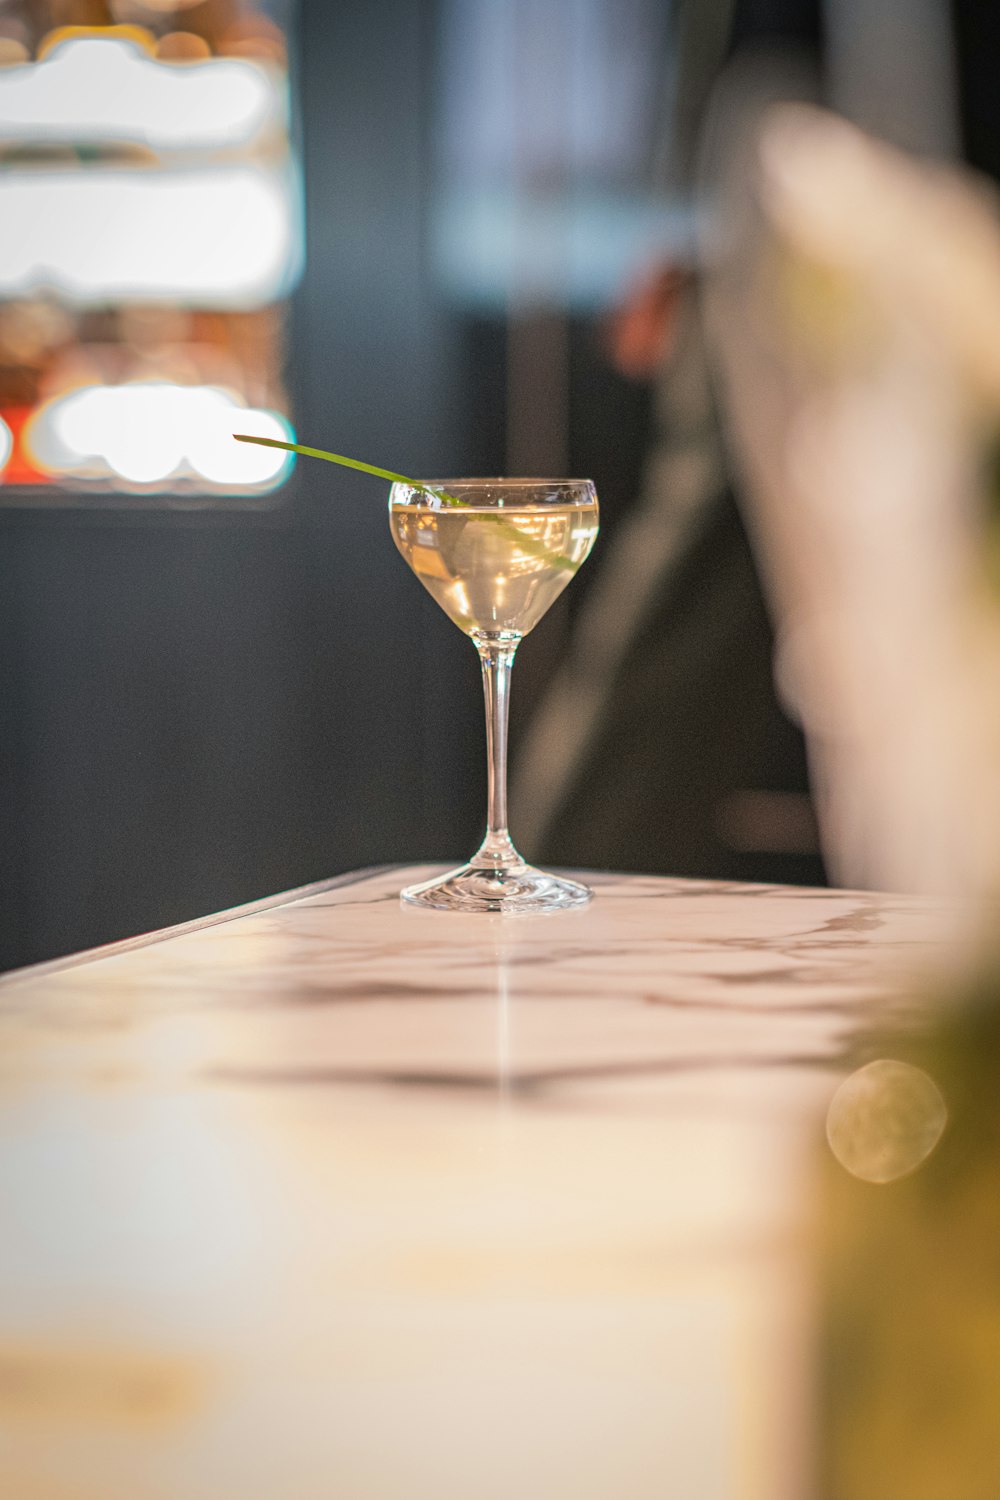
[233,434,578,572]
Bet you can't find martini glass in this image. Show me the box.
[389,477,599,912]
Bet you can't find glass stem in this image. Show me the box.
[475,640,520,869]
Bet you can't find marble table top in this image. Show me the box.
[0,865,949,1500]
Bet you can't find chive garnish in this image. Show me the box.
[233,434,461,505]
[232,434,578,571]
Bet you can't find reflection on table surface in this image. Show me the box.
[0,865,971,1499]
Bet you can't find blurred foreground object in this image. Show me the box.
[705,99,1000,1499]
[817,980,1000,1500]
[706,101,1000,902]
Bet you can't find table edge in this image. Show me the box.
[2,866,912,991]
[0,864,402,988]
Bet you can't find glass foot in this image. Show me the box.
[401,861,592,913]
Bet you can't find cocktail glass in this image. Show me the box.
[389,477,599,912]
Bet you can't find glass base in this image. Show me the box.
[401,861,592,913]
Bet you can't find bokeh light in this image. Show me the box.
[27,384,293,490]
[0,4,298,501]
[0,36,282,148]
[826,1059,948,1183]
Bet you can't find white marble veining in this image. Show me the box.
[0,867,953,1500]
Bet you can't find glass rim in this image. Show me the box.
[389,477,593,495]
[395,477,594,488]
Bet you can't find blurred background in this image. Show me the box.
[4,0,998,971]
[0,0,679,970]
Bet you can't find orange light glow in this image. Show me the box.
[37,24,157,60]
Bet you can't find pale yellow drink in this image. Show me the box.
[389,502,598,638]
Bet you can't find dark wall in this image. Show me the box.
[0,0,658,971]
[0,0,485,971]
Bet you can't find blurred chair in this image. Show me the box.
[511,0,826,886]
